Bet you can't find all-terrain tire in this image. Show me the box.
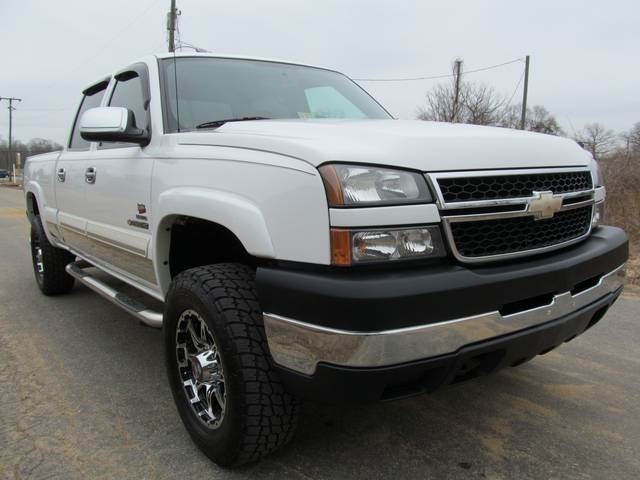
[164,263,299,467]
[30,215,75,295]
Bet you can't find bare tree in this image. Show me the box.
[417,73,563,135]
[526,106,564,135]
[417,82,457,122]
[623,122,640,155]
[27,138,63,156]
[575,123,617,160]
[462,84,505,126]
[0,137,63,169]
[417,79,505,126]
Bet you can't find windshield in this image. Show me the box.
[160,57,391,132]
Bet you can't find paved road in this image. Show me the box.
[1,186,639,480]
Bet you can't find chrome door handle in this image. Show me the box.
[85,167,97,184]
[57,168,66,182]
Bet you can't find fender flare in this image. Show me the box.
[23,182,61,246]
[152,187,275,294]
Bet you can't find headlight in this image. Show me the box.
[592,202,605,228]
[589,158,602,187]
[319,164,432,207]
[589,159,606,228]
[330,226,445,266]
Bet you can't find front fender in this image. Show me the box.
[153,187,275,293]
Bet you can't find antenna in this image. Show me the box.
[167,0,181,131]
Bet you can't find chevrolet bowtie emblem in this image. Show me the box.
[528,191,563,220]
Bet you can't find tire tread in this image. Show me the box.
[31,216,75,295]
[167,263,299,466]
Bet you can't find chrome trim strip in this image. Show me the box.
[86,231,147,257]
[427,167,593,210]
[425,167,596,263]
[66,262,163,328]
[441,198,593,223]
[68,248,164,301]
[263,264,624,375]
[59,225,157,285]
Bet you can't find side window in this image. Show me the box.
[108,73,147,131]
[69,87,106,150]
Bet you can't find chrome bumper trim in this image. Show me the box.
[263,264,625,375]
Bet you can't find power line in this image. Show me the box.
[353,57,524,82]
[42,0,163,91]
[506,70,526,106]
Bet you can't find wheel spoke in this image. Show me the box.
[176,309,225,429]
[187,318,209,351]
[214,385,225,410]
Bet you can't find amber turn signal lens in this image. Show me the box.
[330,229,352,266]
[318,165,345,207]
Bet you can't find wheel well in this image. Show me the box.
[168,216,254,278]
[26,192,39,218]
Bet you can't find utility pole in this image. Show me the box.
[452,59,463,123]
[167,0,177,52]
[0,96,22,171]
[520,55,530,130]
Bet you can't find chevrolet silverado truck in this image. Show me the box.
[24,53,628,466]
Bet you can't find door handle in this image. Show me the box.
[85,167,97,184]
[56,168,66,182]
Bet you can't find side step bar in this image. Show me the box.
[65,261,163,328]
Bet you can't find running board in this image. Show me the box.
[65,261,163,328]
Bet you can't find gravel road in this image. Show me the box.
[1,186,639,480]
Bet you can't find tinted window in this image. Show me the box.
[108,74,147,131]
[161,58,390,132]
[69,87,106,149]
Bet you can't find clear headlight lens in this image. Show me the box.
[589,158,602,187]
[331,226,445,265]
[319,164,432,207]
[592,201,605,228]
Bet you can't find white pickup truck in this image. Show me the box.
[24,53,628,466]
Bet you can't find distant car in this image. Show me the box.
[0,169,10,179]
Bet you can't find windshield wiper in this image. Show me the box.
[196,117,271,129]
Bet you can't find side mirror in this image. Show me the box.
[79,107,150,146]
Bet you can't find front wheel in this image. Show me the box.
[164,263,299,467]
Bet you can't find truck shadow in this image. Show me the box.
[62,282,625,480]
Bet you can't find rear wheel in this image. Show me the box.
[164,263,299,467]
[30,216,75,295]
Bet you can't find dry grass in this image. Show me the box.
[600,153,640,285]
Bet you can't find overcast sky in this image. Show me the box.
[1,0,638,145]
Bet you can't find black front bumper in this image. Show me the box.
[275,289,621,403]
[256,226,628,403]
[257,227,628,332]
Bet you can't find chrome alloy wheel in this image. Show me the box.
[176,309,226,429]
[31,235,44,276]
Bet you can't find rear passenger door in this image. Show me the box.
[54,80,108,247]
[81,66,157,288]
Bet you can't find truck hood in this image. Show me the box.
[176,119,591,171]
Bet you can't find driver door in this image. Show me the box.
[81,67,157,288]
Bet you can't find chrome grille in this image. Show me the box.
[449,205,593,258]
[437,170,593,203]
[428,168,597,263]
